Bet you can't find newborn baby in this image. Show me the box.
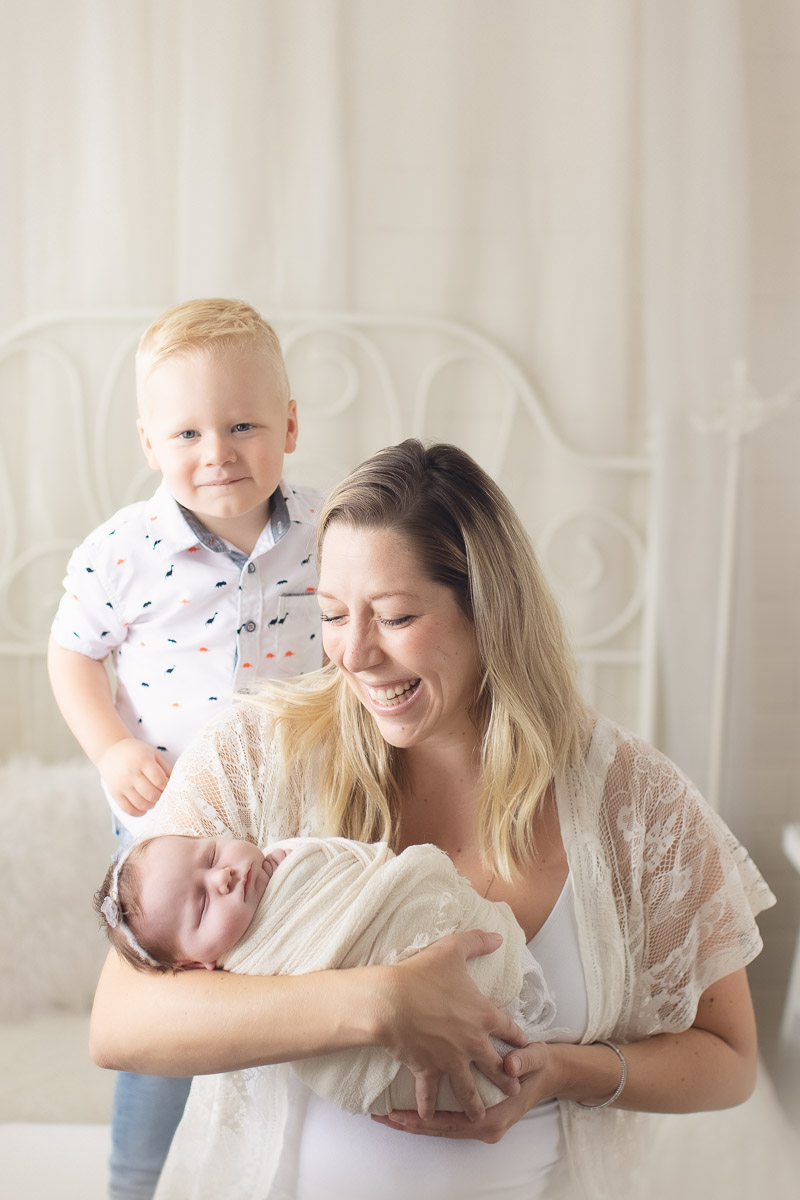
[96,833,558,1115]
[96,834,291,972]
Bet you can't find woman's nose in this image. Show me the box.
[341,621,382,673]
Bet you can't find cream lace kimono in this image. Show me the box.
[147,701,775,1200]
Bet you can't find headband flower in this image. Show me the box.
[101,844,159,967]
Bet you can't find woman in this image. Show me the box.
[91,440,774,1200]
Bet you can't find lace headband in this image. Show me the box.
[100,844,159,968]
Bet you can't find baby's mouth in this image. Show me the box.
[367,679,420,708]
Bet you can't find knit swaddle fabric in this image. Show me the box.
[220,836,557,1114]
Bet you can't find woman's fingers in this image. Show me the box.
[380,929,528,1120]
[447,1065,487,1122]
[372,1100,512,1143]
[414,1070,443,1121]
[492,1008,528,1049]
[503,1039,549,1079]
[371,1062,552,1143]
[474,1051,522,1100]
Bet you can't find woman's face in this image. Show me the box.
[317,524,481,752]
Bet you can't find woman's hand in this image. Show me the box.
[372,929,528,1122]
[372,1041,554,1142]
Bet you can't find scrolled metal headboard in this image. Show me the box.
[0,309,655,759]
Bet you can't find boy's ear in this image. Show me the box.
[284,399,298,456]
[137,419,160,471]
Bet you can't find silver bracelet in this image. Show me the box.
[575,1040,628,1110]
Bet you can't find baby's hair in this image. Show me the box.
[135,297,290,404]
[94,838,175,975]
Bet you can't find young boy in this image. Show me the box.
[49,298,322,837]
[48,298,323,1200]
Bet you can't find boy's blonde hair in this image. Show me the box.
[255,439,584,880]
[136,298,290,403]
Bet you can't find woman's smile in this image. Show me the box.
[366,678,421,709]
[317,524,480,750]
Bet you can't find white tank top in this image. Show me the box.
[270,873,588,1200]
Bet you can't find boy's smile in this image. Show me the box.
[137,349,298,555]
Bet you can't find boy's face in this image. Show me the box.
[137,350,297,543]
[136,835,271,969]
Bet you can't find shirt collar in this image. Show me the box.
[146,479,308,563]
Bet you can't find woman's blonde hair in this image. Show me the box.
[135,297,290,403]
[257,440,583,879]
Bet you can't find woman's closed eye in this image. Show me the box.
[319,613,415,628]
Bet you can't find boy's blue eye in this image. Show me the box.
[232,423,253,433]
[178,430,198,440]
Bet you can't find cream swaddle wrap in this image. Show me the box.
[220,835,556,1114]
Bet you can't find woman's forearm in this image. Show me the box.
[90,950,383,1076]
[551,1025,755,1113]
[550,967,758,1114]
[91,929,527,1121]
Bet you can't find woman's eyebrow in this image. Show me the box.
[316,589,418,601]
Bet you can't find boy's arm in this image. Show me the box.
[47,637,170,816]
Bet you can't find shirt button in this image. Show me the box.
[247,562,256,573]
[245,621,256,632]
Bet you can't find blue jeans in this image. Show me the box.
[109,1072,193,1199]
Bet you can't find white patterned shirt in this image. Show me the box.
[51,479,322,831]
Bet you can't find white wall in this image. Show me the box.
[735,0,800,1061]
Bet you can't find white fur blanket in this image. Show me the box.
[220,836,557,1115]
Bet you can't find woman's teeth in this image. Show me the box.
[369,680,419,707]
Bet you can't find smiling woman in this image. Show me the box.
[317,525,481,753]
[91,440,774,1200]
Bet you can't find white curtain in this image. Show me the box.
[0,0,748,801]
[8,0,800,1177]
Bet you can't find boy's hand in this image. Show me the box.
[97,738,172,816]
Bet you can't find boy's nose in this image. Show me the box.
[204,434,236,466]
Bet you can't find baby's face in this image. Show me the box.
[136,835,272,969]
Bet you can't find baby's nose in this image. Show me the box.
[214,865,235,893]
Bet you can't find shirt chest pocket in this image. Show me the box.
[271,592,323,676]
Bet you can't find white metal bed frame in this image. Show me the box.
[0,308,656,755]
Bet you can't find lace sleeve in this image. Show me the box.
[602,734,776,1034]
[143,700,285,844]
